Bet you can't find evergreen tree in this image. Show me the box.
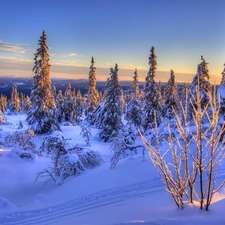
[178,82,188,108]
[162,70,179,119]
[63,83,75,123]
[56,90,64,123]
[8,86,21,113]
[124,121,137,145]
[218,63,225,117]
[20,93,25,111]
[74,89,83,122]
[143,46,161,129]
[27,30,60,134]
[127,68,143,131]
[0,110,4,124]
[0,95,7,112]
[52,85,57,99]
[99,64,123,142]
[187,56,212,122]
[129,68,140,99]
[87,57,99,113]
[80,120,92,146]
[220,63,225,87]
[24,96,32,112]
[158,80,164,106]
[121,90,127,113]
[98,91,103,103]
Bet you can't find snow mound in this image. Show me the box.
[9,147,36,160]
[61,122,74,126]
[65,153,79,164]
[217,86,225,99]
[0,197,17,214]
[24,194,50,209]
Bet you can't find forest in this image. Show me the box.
[1,30,225,215]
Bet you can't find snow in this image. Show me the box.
[217,86,225,99]
[0,115,225,225]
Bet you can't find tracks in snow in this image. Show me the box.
[0,177,164,225]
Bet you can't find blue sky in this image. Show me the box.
[0,0,224,82]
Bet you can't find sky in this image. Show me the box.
[0,0,224,83]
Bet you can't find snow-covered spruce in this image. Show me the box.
[4,130,35,150]
[216,63,225,141]
[4,130,36,159]
[0,95,7,113]
[143,46,162,130]
[97,64,123,142]
[74,89,84,123]
[27,30,60,134]
[23,95,32,112]
[86,56,99,123]
[126,69,144,132]
[157,70,179,142]
[55,90,64,123]
[123,121,137,145]
[63,83,76,123]
[80,120,92,146]
[0,110,4,124]
[6,86,21,115]
[161,70,179,120]
[36,131,103,184]
[187,56,212,124]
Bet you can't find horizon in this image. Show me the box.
[0,0,224,83]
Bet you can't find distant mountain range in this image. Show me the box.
[0,77,147,98]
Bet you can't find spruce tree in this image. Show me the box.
[187,56,212,122]
[0,109,3,124]
[56,90,64,123]
[27,30,60,134]
[129,68,140,100]
[127,68,143,131]
[99,64,123,142]
[178,82,188,108]
[162,70,179,119]
[218,63,225,117]
[220,63,225,87]
[24,95,32,112]
[75,89,83,122]
[87,57,99,113]
[20,93,25,111]
[0,95,7,112]
[8,86,21,113]
[143,46,161,129]
[63,83,75,123]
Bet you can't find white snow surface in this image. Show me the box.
[217,86,225,99]
[0,115,225,225]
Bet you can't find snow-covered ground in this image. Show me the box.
[0,115,225,225]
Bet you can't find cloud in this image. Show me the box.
[49,53,79,59]
[0,56,33,72]
[0,41,34,54]
[0,55,198,83]
[51,60,87,67]
[120,65,147,70]
[68,53,78,57]
[0,55,32,64]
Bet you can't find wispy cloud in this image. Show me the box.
[0,41,34,54]
[0,55,32,64]
[68,53,77,57]
[50,53,79,59]
[51,60,87,67]
[120,65,147,70]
